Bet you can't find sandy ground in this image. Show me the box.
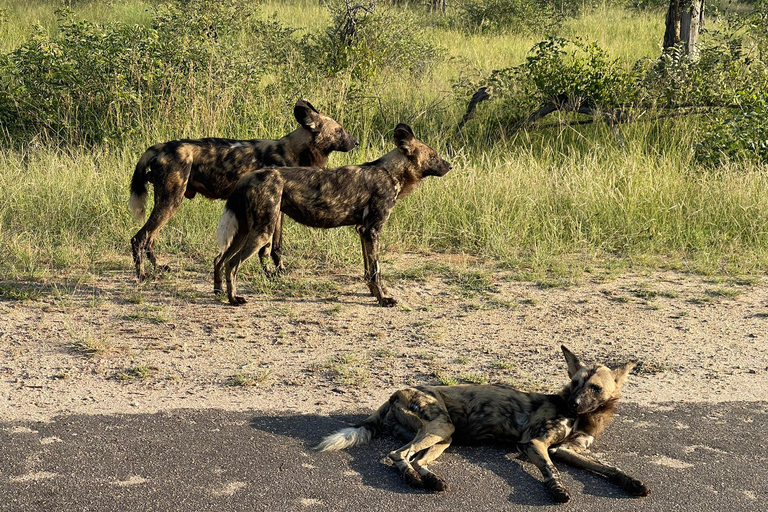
[1,253,767,422]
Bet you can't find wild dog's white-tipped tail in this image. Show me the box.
[313,427,373,452]
[217,208,239,252]
[129,192,147,221]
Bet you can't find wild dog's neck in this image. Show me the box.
[575,397,619,440]
[282,128,331,167]
[375,149,421,198]
[559,382,620,440]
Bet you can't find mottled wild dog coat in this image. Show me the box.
[214,123,451,307]
[315,346,650,504]
[128,100,357,280]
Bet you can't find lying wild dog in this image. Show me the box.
[315,346,650,504]
[214,123,451,307]
[129,100,357,280]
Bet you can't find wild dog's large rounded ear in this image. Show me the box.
[612,362,636,390]
[394,123,416,156]
[295,100,320,133]
[561,345,582,378]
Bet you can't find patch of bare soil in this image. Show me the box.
[1,253,767,422]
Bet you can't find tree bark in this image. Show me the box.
[663,1,704,56]
[663,0,682,49]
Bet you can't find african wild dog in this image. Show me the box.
[315,346,650,504]
[128,100,357,280]
[214,123,451,307]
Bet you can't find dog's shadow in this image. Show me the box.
[247,412,623,505]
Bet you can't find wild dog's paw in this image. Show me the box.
[623,477,650,497]
[379,297,398,307]
[402,468,424,489]
[229,296,248,306]
[546,482,571,503]
[155,264,172,273]
[420,472,449,492]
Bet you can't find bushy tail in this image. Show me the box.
[313,400,390,452]
[217,207,239,253]
[129,144,162,221]
[314,426,375,452]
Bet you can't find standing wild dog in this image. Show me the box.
[214,123,451,307]
[315,346,650,504]
[128,100,358,280]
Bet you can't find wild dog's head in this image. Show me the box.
[394,124,452,178]
[561,345,635,415]
[294,100,358,153]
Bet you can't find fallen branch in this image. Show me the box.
[455,87,491,132]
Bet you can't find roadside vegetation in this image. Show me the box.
[1,0,767,284]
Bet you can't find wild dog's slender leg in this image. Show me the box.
[359,229,396,307]
[213,251,225,295]
[549,446,650,497]
[518,439,571,503]
[131,177,187,280]
[225,231,271,306]
[357,225,372,279]
[411,438,453,491]
[214,231,248,297]
[389,432,451,491]
[270,213,284,274]
[387,389,455,492]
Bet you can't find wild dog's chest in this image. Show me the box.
[523,416,576,445]
[535,417,595,452]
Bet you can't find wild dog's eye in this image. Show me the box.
[589,384,602,393]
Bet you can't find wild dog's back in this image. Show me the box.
[276,165,394,229]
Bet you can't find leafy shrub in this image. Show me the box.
[451,0,601,34]
[696,92,768,164]
[0,1,298,144]
[523,37,643,110]
[309,0,442,80]
[643,29,757,110]
[454,0,562,33]
[462,37,643,124]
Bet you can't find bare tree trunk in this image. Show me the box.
[663,0,682,49]
[664,1,705,56]
[687,0,703,57]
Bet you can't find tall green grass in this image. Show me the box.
[1,1,767,280]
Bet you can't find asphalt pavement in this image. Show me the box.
[1,402,766,511]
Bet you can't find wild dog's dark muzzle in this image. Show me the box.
[342,136,358,152]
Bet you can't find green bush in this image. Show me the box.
[454,0,562,33]
[523,37,643,110]
[309,0,442,81]
[0,1,298,144]
[463,37,644,124]
[451,0,604,34]
[696,91,768,164]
